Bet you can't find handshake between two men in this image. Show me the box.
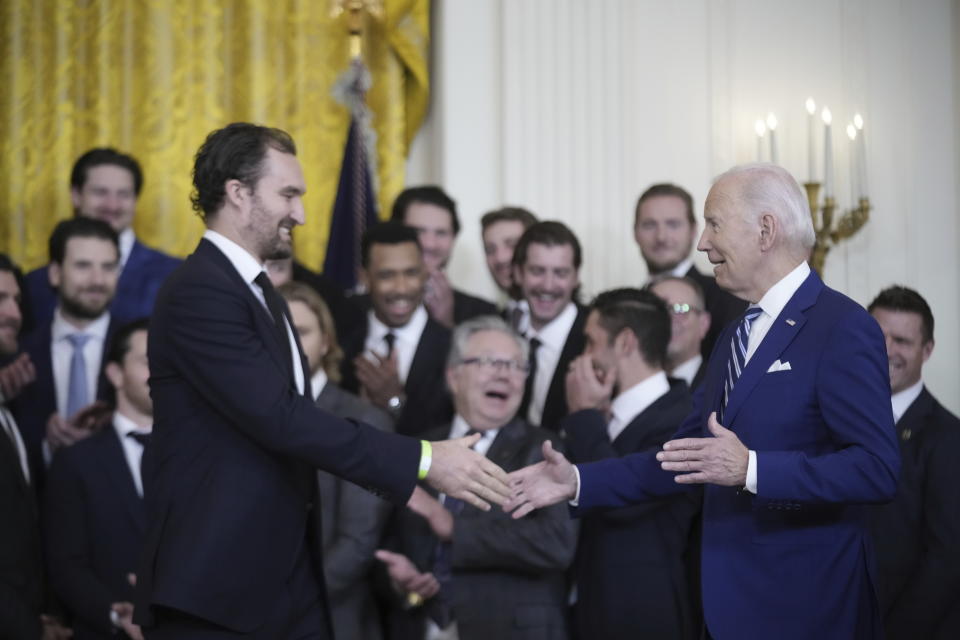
[426,410,746,516]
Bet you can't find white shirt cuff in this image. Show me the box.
[745,450,758,494]
[569,465,582,506]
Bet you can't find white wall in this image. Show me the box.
[408,0,960,414]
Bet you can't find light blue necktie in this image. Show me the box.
[720,306,762,422]
[66,333,92,418]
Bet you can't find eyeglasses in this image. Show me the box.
[459,356,530,374]
[668,303,703,316]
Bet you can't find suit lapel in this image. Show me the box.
[485,420,526,470]
[98,429,146,533]
[541,306,586,427]
[896,387,933,441]
[195,240,298,391]
[722,271,822,426]
[405,319,441,395]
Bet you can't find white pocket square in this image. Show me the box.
[766,359,792,373]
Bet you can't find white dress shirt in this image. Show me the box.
[118,227,136,270]
[363,305,429,385]
[51,309,111,417]
[0,407,30,484]
[524,302,578,427]
[203,230,305,394]
[113,412,151,496]
[607,372,671,442]
[670,354,703,388]
[310,369,329,403]
[891,379,924,424]
[743,261,811,493]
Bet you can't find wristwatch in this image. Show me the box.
[386,393,405,415]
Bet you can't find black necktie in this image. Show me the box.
[384,331,396,358]
[254,272,293,373]
[127,431,151,448]
[518,337,541,422]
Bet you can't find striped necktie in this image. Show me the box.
[721,306,762,422]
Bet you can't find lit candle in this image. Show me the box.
[766,112,778,165]
[854,113,867,199]
[846,124,858,205]
[755,120,766,162]
[805,98,817,182]
[822,107,834,197]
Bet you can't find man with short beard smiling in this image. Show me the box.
[512,221,587,432]
[13,217,120,476]
[340,223,454,438]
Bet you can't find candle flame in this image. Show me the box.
[821,107,832,125]
[755,120,766,137]
[766,112,778,130]
[846,124,857,140]
[853,113,864,130]
[805,97,816,115]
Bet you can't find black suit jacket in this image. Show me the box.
[43,425,144,639]
[869,386,960,639]
[11,320,114,482]
[134,238,420,634]
[339,309,454,437]
[0,410,43,639]
[384,419,577,640]
[451,289,497,325]
[563,379,700,640]
[685,265,747,359]
[527,305,587,433]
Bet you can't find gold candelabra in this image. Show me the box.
[803,182,870,275]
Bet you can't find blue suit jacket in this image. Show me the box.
[134,239,420,634]
[575,270,900,640]
[43,425,144,639]
[24,240,180,327]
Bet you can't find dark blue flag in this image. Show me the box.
[323,117,379,290]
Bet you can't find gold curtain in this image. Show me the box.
[0,0,430,272]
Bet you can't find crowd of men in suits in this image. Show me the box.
[0,143,958,640]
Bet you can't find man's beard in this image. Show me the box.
[61,291,111,320]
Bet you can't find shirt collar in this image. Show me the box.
[891,379,924,423]
[112,411,151,438]
[311,369,329,401]
[118,228,136,268]
[610,371,671,425]
[203,229,266,285]
[670,354,703,387]
[754,261,811,319]
[527,302,577,351]
[367,305,429,347]
[647,257,694,282]
[52,306,111,342]
[449,414,500,455]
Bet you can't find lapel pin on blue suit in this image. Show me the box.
[785,318,796,326]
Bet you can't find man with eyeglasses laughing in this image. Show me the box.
[650,275,712,390]
[376,315,577,640]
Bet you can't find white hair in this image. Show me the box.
[447,315,529,369]
[714,163,816,252]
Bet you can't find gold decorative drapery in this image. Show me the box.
[0,0,429,272]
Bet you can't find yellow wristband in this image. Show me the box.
[418,440,432,480]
